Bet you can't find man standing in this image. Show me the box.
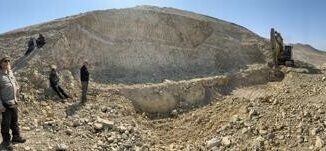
[0,55,26,150]
[80,61,89,104]
[49,65,71,100]
[36,34,45,48]
[25,37,36,56]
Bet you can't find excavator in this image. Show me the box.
[270,28,294,67]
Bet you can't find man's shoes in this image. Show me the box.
[1,141,13,150]
[12,136,26,143]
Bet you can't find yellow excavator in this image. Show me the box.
[270,28,294,67]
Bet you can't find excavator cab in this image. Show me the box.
[279,45,294,66]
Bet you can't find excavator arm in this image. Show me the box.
[270,28,294,67]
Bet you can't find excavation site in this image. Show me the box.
[0,5,326,151]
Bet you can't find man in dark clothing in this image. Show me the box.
[36,34,45,48]
[49,65,70,100]
[80,61,89,104]
[0,55,26,150]
[25,38,36,56]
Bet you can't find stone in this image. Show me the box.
[322,77,326,81]
[231,115,240,122]
[241,128,249,134]
[278,135,285,140]
[266,133,275,140]
[97,117,114,129]
[135,146,142,151]
[297,135,304,143]
[24,146,32,151]
[65,129,73,136]
[107,136,115,143]
[315,136,324,148]
[94,123,104,131]
[317,109,325,114]
[33,119,39,127]
[272,99,279,105]
[80,118,90,123]
[249,109,258,119]
[206,137,221,149]
[210,146,221,151]
[73,120,82,127]
[123,141,133,148]
[244,121,252,127]
[117,125,128,133]
[311,128,318,136]
[121,133,128,140]
[85,105,92,110]
[303,110,311,117]
[101,107,108,113]
[221,136,231,147]
[259,129,268,135]
[22,126,31,131]
[171,109,178,117]
[252,136,265,149]
[56,144,68,151]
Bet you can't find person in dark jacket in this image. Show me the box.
[0,55,26,150]
[80,61,89,104]
[36,34,45,48]
[49,65,70,100]
[25,38,36,56]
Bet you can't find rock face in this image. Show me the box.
[0,6,270,84]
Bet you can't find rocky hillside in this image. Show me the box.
[292,43,326,67]
[0,5,271,84]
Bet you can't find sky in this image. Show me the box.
[1,0,325,51]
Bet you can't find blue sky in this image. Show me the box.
[1,0,325,51]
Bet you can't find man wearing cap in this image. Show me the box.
[0,55,26,150]
[49,65,71,100]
